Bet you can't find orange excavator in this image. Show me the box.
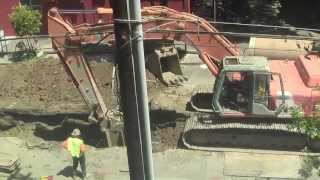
[47,6,238,147]
[48,6,320,151]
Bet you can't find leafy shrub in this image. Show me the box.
[9,5,42,60]
[9,5,41,36]
[289,106,320,139]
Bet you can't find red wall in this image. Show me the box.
[41,0,112,33]
[42,0,190,34]
[0,0,20,36]
[1,0,191,35]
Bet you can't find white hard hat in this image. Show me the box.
[71,128,81,136]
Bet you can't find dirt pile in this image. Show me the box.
[0,58,118,112]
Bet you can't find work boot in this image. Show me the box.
[82,172,90,180]
[72,170,77,180]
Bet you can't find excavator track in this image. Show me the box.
[182,115,309,151]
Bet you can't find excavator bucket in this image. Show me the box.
[98,112,125,147]
[146,47,187,86]
[103,124,125,147]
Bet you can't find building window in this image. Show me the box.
[20,0,41,11]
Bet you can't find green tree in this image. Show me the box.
[289,106,320,139]
[9,5,42,60]
[247,0,282,25]
[193,0,284,25]
[289,105,320,178]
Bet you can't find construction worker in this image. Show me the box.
[62,128,87,179]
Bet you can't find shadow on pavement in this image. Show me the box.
[57,165,84,179]
[57,165,74,178]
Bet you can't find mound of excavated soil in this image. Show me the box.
[0,58,118,112]
[0,57,171,112]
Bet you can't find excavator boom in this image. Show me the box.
[48,8,109,121]
[106,6,238,76]
[48,8,122,146]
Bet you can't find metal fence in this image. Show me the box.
[0,29,8,56]
[0,35,54,56]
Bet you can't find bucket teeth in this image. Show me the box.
[163,74,188,86]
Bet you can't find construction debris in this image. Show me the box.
[0,152,20,173]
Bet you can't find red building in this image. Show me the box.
[0,0,20,36]
[0,0,190,36]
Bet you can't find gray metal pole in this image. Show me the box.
[112,1,146,180]
[213,0,216,22]
[128,1,155,180]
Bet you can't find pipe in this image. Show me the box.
[129,0,155,179]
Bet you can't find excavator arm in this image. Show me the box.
[139,6,239,76]
[48,8,109,122]
[48,8,122,146]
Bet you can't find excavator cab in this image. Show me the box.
[184,57,307,150]
[212,56,286,117]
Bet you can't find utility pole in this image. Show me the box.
[112,1,155,180]
[129,1,155,179]
[213,0,216,22]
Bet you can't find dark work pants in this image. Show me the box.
[72,153,86,177]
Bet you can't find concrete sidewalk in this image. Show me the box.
[0,137,319,180]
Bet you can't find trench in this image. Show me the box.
[150,109,188,152]
[0,108,188,152]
